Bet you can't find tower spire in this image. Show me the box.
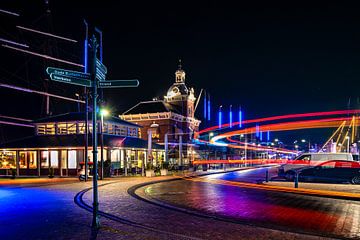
[175,59,185,83]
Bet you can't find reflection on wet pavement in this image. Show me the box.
[144,169,360,239]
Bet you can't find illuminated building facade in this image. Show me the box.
[0,112,164,176]
[121,62,201,165]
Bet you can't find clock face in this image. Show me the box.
[172,87,179,94]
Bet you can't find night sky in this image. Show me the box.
[1,1,360,143]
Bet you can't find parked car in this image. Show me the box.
[284,160,360,184]
[278,152,353,178]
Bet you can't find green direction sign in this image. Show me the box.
[46,67,90,80]
[98,79,139,88]
[50,74,91,87]
[96,58,107,74]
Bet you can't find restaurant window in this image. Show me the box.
[68,150,77,169]
[19,151,37,169]
[50,151,58,168]
[61,150,67,169]
[0,151,16,169]
[41,151,49,168]
[111,149,120,162]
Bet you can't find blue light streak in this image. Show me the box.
[267,131,270,141]
[207,94,211,121]
[229,107,233,128]
[239,109,242,128]
[204,92,207,119]
[218,109,222,129]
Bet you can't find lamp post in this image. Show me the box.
[75,93,80,112]
[100,108,109,180]
[346,136,350,153]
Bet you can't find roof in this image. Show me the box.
[33,112,140,128]
[0,134,163,150]
[123,100,182,115]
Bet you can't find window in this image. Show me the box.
[57,123,68,135]
[50,151,58,168]
[78,122,85,134]
[128,127,138,137]
[67,123,77,134]
[61,150,67,169]
[19,151,37,169]
[37,124,55,135]
[41,151,49,168]
[0,151,16,169]
[68,150,77,169]
[111,149,120,162]
[296,155,311,162]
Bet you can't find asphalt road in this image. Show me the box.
[141,167,360,239]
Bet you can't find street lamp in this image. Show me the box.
[100,108,109,180]
[75,93,80,112]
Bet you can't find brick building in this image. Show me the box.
[120,62,201,165]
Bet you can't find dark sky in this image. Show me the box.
[1,0,360,143]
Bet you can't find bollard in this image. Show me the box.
[294,172,299,188]
[265,169,269,182]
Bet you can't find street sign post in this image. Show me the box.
[98,79,139,88]
[45,32,139,230]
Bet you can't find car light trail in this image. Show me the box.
[198,109,360,134]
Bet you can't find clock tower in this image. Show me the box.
[164,60,196,120]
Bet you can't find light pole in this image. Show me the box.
[100,108,109,180]
[75,93,80,112]
[346,136,350,153]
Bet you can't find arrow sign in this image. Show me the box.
[96,69,106,81]
[50,74,91,87]
[98,79,139,88]
[96,58,107,74]
[46,67,90,80]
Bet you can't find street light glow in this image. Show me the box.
[100,109,109,116]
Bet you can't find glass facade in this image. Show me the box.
[19,151,37,169]
[0,151,16,169]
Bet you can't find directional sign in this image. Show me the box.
[96,69,106,81]
[46,67,90,80]
[50,74,91,87]
[98,79,139,88]
[96,58,107,74]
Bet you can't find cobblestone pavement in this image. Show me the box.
[1,168,351,239]
[82,177,330,240]
[138,168,360,239]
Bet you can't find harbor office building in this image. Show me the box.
[0,112,164,177]
[121,63,201,166]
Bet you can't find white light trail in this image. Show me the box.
[0,83,85,103]
[2,44,84,68]
[0,8,20,17]
[16,26,78,43]
[0,121,34,128]
[0,37,29,48]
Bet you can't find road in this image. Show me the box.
[138,167,360,239]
